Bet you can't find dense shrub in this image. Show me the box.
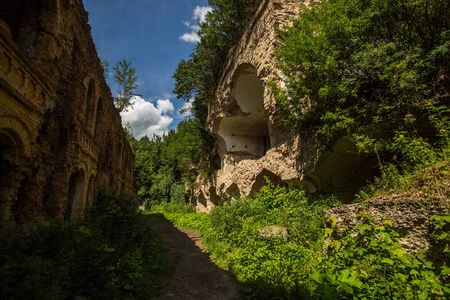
[155,182,450,299]
[0,193,170,299]
[313,214,449,299]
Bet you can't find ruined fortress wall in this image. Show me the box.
[0,0,134,225]
[184,0,449,260]
[188,0,381,212]
[188,0,304,212]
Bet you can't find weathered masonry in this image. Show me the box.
[187,0,380,212]
[0,0,134,226]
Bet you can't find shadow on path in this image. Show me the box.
[151,217,243,300]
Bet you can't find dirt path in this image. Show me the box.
[151,217,243,300]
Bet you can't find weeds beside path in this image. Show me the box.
[151,216,243,300]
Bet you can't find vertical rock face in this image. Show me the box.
[187,0,380,212]
[0,0,134,225]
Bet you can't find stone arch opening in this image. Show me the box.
[209,187,221,206]
[66,168,86,220]
[0,130,22,165]
[233,63,265,113]
[94,97,103,137]
[310,137,382,203]
[0,129,27,225]
[250,169,287,196]
[225,183,240,198]
[215,64,270,168]
[198,191,207,207]
[84,79,98,134]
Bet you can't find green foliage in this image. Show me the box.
[431,214,450,287]
[101,58,109,79]
[313,214,449,299]
[356,153,450,201]
[0,193,170,299]
[150,202,208,231]
[276,0,450,167]
[155,183,340,298]
[113,59,141,112]
[173,0,257,123]
[155,183,450,299]
[128,118,212,204]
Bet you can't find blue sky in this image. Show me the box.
[83,0,210,139]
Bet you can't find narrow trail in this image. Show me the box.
[151,217,243,300]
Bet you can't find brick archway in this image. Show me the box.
[66,163,88,220]
[0,116,32,225]
[0,115,31,157]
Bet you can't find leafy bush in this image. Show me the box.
[313,214,449,299]
[0,193,170,299]
[155,183,340,298]
[356,154,450,202]
[155,183,450,299]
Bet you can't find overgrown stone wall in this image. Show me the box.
[188,0,299,213]
[0,0,134,226]
[187,0,380,212]
[326,196,450,259]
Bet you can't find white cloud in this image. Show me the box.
[179,6,212,44]
[180,100,193,117]
[157,99,174,113]
[193,6,212,23]
[121,96,174,139]
[180,32,201,43]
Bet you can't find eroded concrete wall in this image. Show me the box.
[0,0,134,226]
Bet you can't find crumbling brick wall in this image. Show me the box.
[0,0,134,225]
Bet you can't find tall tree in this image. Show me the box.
[173,0,257,123]
[129,119,212,203]
[113,59,141,112]
[276,0,450,165]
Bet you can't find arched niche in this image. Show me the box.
[233,63,265,113]
[84,79,98,135]
[310,137,381,203]
[215,63,270,166]
[94,97,103,138]
[66,167,87,220]
[217,114,269,157]
[0,130,23,164]
[250,169,287,196]
[0,126,30,225]
[0,116,31,157]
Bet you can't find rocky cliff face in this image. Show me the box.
[187,0,380,212]
[0,0,134,226]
